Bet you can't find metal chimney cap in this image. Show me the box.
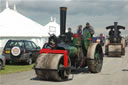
[60,7,67,11]
[114,22,118,24]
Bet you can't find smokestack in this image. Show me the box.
[60,7,67,35]
[114,22,118,38]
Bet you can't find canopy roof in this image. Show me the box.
[0,8,47,37]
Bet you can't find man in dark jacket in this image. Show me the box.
[83,22,95,37]
[77,25,82,35]
[109,29,114,43]
[66,27,73,43]
[109,29,114,37]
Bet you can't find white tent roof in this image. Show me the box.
[0,8,47,37]
[44,17,60,36]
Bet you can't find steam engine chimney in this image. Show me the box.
[60,7,67,35]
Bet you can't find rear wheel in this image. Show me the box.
[87,44,103,73]
[0,60,3,70]
[11,46,21,56]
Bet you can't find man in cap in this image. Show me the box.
[83,22,95,37]
[66,27,73,44]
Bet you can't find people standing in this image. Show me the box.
[77,25,83,35]
[66,27,73,43]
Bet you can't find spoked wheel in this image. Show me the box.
[87,44,103,73]
[58,57,71,81]
[34,54,71,81]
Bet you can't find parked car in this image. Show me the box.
[0,55,5,70]
[3,40,41,64]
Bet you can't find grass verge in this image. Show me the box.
[0,64,34,75]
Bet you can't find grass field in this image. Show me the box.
[0,64,34,75]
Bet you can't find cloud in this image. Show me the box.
[0,0,128,34]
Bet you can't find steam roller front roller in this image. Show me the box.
[34,53,71,81]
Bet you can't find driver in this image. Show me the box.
[83,22,95,37]
[109,29,114,37]
[66,27,73,44]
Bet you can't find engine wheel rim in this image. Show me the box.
[94,52,99,64]
[58,58,71,80]
[94,50,103,72]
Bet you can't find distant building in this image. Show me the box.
[44,17,60,37]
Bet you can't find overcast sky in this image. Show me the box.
[0,0,128,35]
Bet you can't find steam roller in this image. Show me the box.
[34,7,104,81]
[105,22,126,57]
